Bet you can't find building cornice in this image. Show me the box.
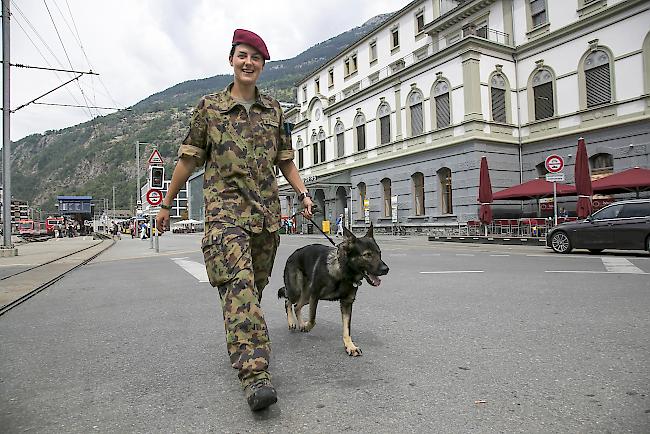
[321,36,515,115]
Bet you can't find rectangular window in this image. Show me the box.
[586,64,611,107]
[313,143,319,165]
[344,59,350,76]
[357,125,366,151]
[416,14,425,33]
[534,82,554,120]
[369,41,377,63]
[435,94,451,128]
[530,0,547,27]
[391,28,399,49]
[319,139,326,162]
[298,148,304,169]
[302,86,307,103]
[328,69,334,88]
[380,116,390,144]
[491,88,506,122]
[351,55,358,73]
[336,132,344,157]
[411,103,423,135]
[315,78,320,94]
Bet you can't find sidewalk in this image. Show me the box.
[0,236,113,313]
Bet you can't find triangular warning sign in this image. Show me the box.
[148,149,164,165]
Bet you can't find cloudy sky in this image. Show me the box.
[5,0,400,141]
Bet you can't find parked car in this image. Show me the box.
[547,199,650,254]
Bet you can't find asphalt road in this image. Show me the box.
[1,234,649,433]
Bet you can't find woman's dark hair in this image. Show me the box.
[229,44,237,58]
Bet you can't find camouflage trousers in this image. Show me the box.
[202,223,279,388]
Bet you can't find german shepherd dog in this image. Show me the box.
[277,224,389,356]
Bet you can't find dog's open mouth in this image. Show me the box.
[363,271,382,286]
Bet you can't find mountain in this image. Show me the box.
[9,13,393,214]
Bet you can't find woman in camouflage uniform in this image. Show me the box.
[156,29,313,411]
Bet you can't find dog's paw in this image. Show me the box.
[345,344,363,357]
[288,322,297,331]
[299,321,314,332]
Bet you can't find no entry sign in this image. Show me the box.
[146,188,163,206]
[545,154,564,173]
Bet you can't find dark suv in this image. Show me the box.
[547,199,650,254]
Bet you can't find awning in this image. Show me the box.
[493,178,576,200]
[591,167,650,197]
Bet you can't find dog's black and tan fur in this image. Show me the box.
[277,224,389,356]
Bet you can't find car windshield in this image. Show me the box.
[591,204,623,220]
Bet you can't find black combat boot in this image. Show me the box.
[244,379,277,411]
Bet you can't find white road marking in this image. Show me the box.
[420,271,484,274]
[171,257,209,282]
[455,254,475,257]
[490,254,510,257]
[546,271,649,275]
[601,257,645,274]
[423,253,441,256]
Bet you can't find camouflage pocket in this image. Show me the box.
[202,225,249,288]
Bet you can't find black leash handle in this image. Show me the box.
[289,204,337,247]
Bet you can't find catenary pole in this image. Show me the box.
[2,0,12,249]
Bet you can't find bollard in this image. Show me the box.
[155,220,159,253]
[149,215,154,249]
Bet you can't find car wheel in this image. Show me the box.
[588,249,603,254]
[550,231,572,254]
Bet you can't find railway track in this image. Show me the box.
[0,238,115,316]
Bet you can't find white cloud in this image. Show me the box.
[4,0,400,141]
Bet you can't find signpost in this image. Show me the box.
[363,199,370,225]
[147,150,164,253]
[545,154,565,226]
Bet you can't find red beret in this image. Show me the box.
[232,29,270,61]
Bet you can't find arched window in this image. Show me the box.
[357,182,367,218]
[589,153,613,176]
[318,129,326,163]
[381,178,392,217]
[490,73,507,123]
[438,167,453,214]
[354,112,366,152]
[532,68,554,120]
[378,103,391,145]
[296,137,304,169]
[310,131,319,165]
[433,80,451,128]
[335,121,345,158]
[408,90,424,136]
[412,172,425,216]
[584,50,612,108]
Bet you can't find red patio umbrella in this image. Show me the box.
[493,178,575,200]
[574,137,593,218]
[591,167,650,198]
[477,156,493,227]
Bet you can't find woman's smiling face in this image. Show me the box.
[230,44,264,86]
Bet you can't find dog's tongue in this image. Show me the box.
[367,274,381,286]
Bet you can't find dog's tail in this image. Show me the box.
[277,286,287,299]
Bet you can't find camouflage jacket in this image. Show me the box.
[177,84,294,233]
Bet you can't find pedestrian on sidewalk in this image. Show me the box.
[336,213,344,237]
[156,28,313,412]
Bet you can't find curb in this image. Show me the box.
[428,235,547,246]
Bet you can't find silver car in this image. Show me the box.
[547,199,650,254]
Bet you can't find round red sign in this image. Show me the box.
[146,188,163,206]
[545,155,564,173]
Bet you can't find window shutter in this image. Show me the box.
[357,125,365,151]
[411,103,423,135]
[320,139,326,162]
[313,143,319,164]
[491,88,506,122]
[435,93,451,128]
[586,64,611,107]
[380,116,391,144]
[534,82,554,120]
[336,133,344,157]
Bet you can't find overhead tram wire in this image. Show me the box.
[10,3,86,109]
[42,0,96,119]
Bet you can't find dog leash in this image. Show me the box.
[289,205,337,247]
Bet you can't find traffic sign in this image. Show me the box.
[545,154,564,173]
[148,149,164,165]
[545,172,565,182]
[146,188,163,206]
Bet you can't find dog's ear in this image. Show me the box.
[364,223,374,238]
[343,226,356,240]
